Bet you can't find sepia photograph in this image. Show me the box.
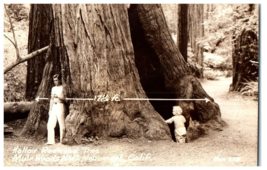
[3,2,261,166]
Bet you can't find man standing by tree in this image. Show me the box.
[46,74,66,145]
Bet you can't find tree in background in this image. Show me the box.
[205,4,214,20]
[188,4,204,78]
[196,4,258,97]
[177,4,188,62]
[230,4,259,93]
[26,4,53,101]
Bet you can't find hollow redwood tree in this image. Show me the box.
[21,4,224,144]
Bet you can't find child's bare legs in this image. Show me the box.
[175,132,186,143]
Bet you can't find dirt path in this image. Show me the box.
[4,77,258,166]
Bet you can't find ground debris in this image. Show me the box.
[81,136,98,144]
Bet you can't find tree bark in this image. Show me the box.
[177,4,188,61]
[188,4,204,78]
[21,4,171,144]
[230,29,258,91]
[21,4,224,144]
[4,102,33,122]
[26,4,53,101]
[130,4,224,141]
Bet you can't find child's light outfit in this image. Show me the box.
[47,85,66,144]
[166,115,186,143]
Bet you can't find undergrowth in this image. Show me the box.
[4,4,29,102]
[240,80,258,97]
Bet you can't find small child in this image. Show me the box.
[165,106,186,143]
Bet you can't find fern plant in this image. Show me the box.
[240,80,258,96]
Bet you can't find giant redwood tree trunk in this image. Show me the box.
[21,4,171,144]
[21,4,224,144]
[188,4,204,78]
[26,4,53,101]
[177,4,188,61]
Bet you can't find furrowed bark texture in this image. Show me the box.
[20,42,62,136]
[188,4,204,78]
[177,4,188,61]
[22,4,171,144]
[20,6,62,135]
[61,4,171,144]
[130,4,224,141]
[26,4,53,100]
[21,4,224,144]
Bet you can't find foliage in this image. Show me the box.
[161,4,177,34]
[161,4,258,75]
[225,70,233,78]
[197,4,258,75]
[4,31,28,102]
[4,72,26,102]
[203,70,219,81]
[232,5,259,38]
[5,4,29,21]
[204,52,232,70]
[198,4,258,50]
[4,4,30,32]
[240,80,258,96]
[4,5,30,102]
[197,5,234,54]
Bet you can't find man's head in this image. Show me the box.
[173,106,183,116]
[53,74,61,86]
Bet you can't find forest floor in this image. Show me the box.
[4,77,258,166]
